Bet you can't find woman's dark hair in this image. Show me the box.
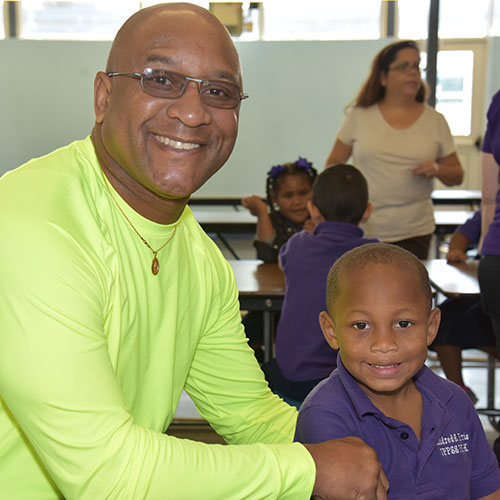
[353,40,426,108]
[265,157,318,216]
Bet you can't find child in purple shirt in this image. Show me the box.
[296,243,500,499]
[262,165,377,405]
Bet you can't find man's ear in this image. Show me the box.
[426,307,441,346]
[319,311,340,350]
[94,71,113,124]
[360,202,373,223]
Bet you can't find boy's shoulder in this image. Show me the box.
[415,365,476,412]
[300,364,360,419]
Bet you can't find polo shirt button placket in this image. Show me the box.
[400,431,409,440]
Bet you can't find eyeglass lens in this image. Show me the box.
[391,62,421,72]
[141,68,243,109]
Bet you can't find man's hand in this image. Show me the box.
[303,437,389,500]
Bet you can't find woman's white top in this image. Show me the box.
[336,104,456,242]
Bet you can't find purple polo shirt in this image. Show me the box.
[275,221,377,382]
[457,209,481,244]
[295,356,500,499]
[482,89,500,255]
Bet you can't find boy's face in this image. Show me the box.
[320,262,440,404]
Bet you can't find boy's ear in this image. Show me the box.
[307,200,315,218]
[307,201,325,223]
[94,71,113,124]
[426,307,441,346]
[319,311,340,350]
[360,202,373,223]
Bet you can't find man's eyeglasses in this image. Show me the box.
[388,62,423,73]
[107,68,249,109]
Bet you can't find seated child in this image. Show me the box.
[431,209,496,404]
[241,157,317,263]
[241,157,317,360]
[262,164,377,405]
[295,243,500,499]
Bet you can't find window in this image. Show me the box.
[398,0,491,40]
[421,50,474,137]
[0,6,4,39]
[20,1,137,40]
[439,0,490,38]
[8,0,500,41]
[263,0,381,40]
[490,0,500,35]
[398,0,429,40]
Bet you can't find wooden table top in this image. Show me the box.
[228,260,285,297]
[227,257,479,308]
[423,259,479,296]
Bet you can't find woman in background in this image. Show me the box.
[325,40,463,259]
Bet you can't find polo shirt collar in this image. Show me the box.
[313,221,364,238]
[336,353,453,424]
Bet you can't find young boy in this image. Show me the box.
[295,243,500,499]
[262,164,377,405]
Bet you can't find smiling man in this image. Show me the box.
[0,4,387,499]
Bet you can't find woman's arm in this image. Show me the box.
[412,153,463,186]
[435,152,464,186]
[324,139,352,169]
[481,152,500,239]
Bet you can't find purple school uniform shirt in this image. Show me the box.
[295,356,500,499]
[457,209,481,245]
[482,89,500,255]
[275,221,377,382]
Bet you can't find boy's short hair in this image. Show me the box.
[313,164,368,224]
[326,243,433,314]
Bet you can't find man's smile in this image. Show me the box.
[153,133,201,150]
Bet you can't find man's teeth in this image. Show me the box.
[371,363,399,368]
[154,135,200,150]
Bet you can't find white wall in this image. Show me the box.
[0,38,387,197]
[3,37,499,196]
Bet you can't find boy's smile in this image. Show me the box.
[320,261,440,406]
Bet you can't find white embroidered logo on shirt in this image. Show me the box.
[436,432,470,456]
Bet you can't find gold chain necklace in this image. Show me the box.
[100,169,178,275]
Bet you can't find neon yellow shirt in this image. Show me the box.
[0,137,315,499]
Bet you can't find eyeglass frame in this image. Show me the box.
[106,68,249,109]
[387,61,424,73]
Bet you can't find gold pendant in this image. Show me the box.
[152,256,160,275]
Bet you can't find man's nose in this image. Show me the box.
[166,81,212,127]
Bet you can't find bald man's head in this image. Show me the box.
[93,2,245,203]
[106,3,242,83]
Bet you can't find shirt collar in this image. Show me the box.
[313,221,364,237]
[336,353,453,422]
